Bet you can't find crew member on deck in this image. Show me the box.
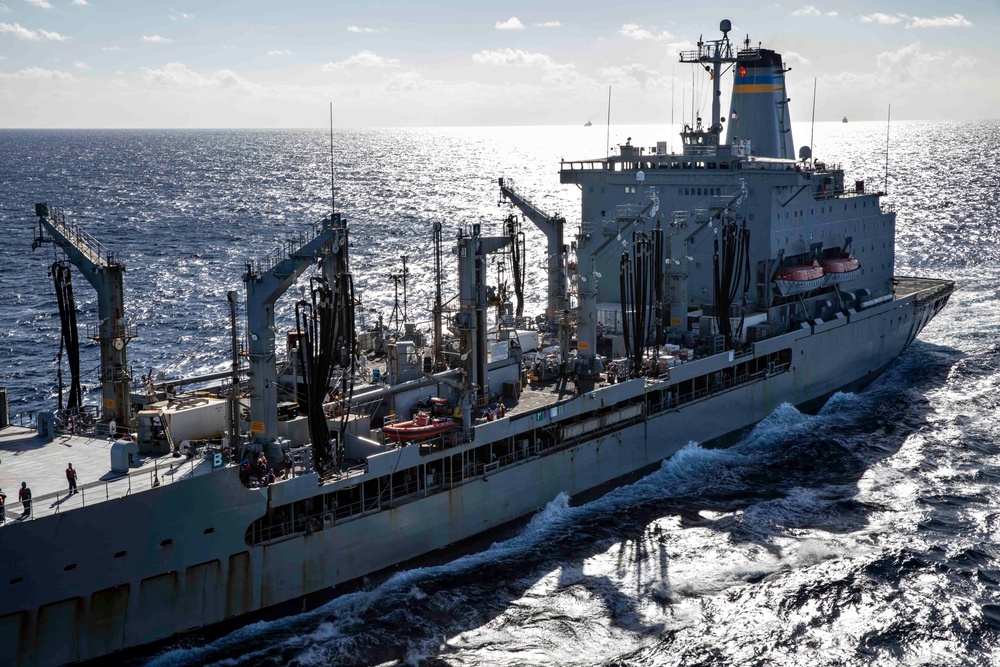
[18,482,31,518]
[66,463,78,495]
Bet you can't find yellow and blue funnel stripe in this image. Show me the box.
[733,72,783,94]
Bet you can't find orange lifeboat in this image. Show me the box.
[773,261,825,296]
[820,254,860,286]
[382,412,456,443]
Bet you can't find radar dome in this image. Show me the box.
[799,146,812,161]
[720,19,732,35]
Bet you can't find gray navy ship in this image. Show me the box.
[0,20,954,667]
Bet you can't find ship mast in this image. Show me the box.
[432,221,446,371]
[678,19,737,143]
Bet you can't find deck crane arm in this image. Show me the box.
[498,178,573,373]
[243,219,342,464]
[32,203,132,427]
[498,178,568,325]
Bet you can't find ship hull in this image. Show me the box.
[0,278,953,667]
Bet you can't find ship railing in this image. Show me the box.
[439,445,536,488]
[249,473,430,543]
[85,321,138,342]
[243,219,326,279]
[645,362,791,417]
[442,469,463,486]
[809,162,843,174]
[5,452,222,523]
[39,204,114,267]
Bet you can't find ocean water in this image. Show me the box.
[1,120,999,666]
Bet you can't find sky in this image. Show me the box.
[0,0,996,128]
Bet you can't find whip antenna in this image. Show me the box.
[884,103,891,196]
[671,65,675,128]
[809,78,816,169]
[606,85,612,157]
[330,102,336,216]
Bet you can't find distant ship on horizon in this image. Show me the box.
[584,120,592,127]
[842,116,848,123]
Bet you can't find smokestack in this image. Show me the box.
[726,49,794,159]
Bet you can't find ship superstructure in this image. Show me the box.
[0,20,954,667]
[559,21,895,380]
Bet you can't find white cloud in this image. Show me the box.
[859,12,971,28]
[495,17,524,30]
[792,5,838,17]
[534,21,561,28]
[101,45,124,51]
[598,62,665,90]
[471,48,578,85]
[907,13,972,29]
[0,22,67,40]
[142,35,173,44]
[168,11,193,20]
[619,23,674,41]
[24,0,53,9]
[71,0,88,5]
[347,25,384,33]
[74,60,87,69]
[860,13,906,25]
[874,41,946,82]
[267,49,291,56]
[0,22,35,38]
[321,50,400,70]
[385,71,425,92]
[951,55,977,69]
[0,4,9,12]
[141,62,253,90]
[472,48,553,67]
[0,66,73,80]
[783,51,811,65]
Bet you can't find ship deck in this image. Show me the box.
[0,425,213,524]
[505,377,579,416]
[894,275,956,299]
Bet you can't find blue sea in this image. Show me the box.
[1,121,998,666]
